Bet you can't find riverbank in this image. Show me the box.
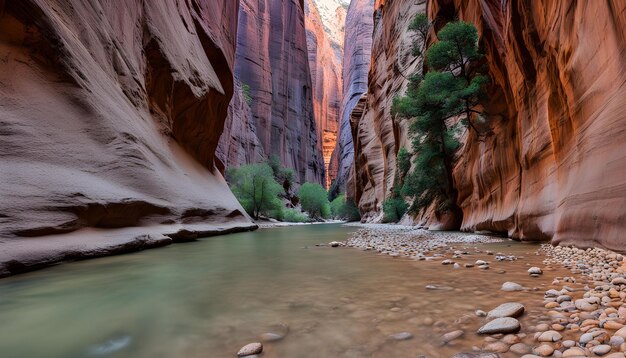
[0,220,257,278]
[342,224,626,356]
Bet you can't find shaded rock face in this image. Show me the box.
[0,0,254,236]
[305,0,345,187]
[427,0,626,249]
[228,0,325,185]
[349,0,426,221]
[216,80,265,171]
[331,0,374,198]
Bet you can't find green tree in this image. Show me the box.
[393,20,487,218]
[382,198,408,223]
[266,155,295,192]
[298,183,331,219]
[226,163,284,220]
[330,194,361,221]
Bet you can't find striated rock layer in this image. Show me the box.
[427,0,626,249]
[0,0,256,275]
[332,0,374,197]
[349,0,426,221]
[229,0,325,184]
[305,0,345,187]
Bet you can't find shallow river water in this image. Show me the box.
[0,224,572,357]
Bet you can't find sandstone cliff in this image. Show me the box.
[305,0,346,187]
[227,0,325,185]
[349,0,426,221]
[0,0,255,275]
[426,0,626,249]
[332,0,374,198]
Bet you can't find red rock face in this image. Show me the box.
[349,0,426,221]
[0,0,254,237]
[332,0,374,197]
[227,0,325,185]
[305,0,345,187]
[427,0,626,249]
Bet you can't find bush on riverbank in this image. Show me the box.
[298,183,331,219]
[226,163,284,220]
[330,194,361,221]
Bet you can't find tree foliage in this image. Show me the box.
[226,163,284,219]
[298,183,331,219]
[382,198,408,223]
[393,20,488,215]
[330,194,361,221]
[266,155,295,192]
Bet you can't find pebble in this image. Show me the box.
[442,330,464,343]
[533,344,554,356]
[487,302,525,319]
[389,332,413,341]
[501,282,524,291]
[478,317,521,334]
[528,267,543,275]
[562,347,587,357]
[237,343,263,357]
[510,343,531,354]
[592,345,611,355]
[537,330,562,342]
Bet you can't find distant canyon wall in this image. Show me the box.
[331,0,374,198]
[348,0,426,221]
[348,0,626,249]
[0,0,255,238]
[220,0,325,185]
[305,0,345,187]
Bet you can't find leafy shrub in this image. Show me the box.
[382,198,408,223]
[267,155,295,192]
[281,208,308,223]
[226,163,284,219]
[330,194,361,221]
[298,183,331,219]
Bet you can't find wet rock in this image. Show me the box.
[501,282,524,291]
[487,303,525,319]
[537,330,562,342]
[484,341,509,353]
[441,330,464,343]
[389,332,413,341]
[533,344,554,357]
[562,347,587,357]
[237,343,263,357]
[509,343,531,354]
[591,345,611,355]
[478,317,521,334]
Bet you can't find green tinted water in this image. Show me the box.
[0,224,566,357]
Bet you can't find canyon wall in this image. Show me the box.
[0,0,255,261]
[425,0,626,249]
[225,0,325,185]
[304,0,345,187]
[331,0,374,198]
[349,0,426,221]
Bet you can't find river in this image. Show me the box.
[0,224,569,357]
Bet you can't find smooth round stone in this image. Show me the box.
[478,317,521,334]
[610,335,625,347]
[237,343,263,357]
[509,343,531,354]
[484,341,509,353]
[502,282,524,292]
[442,330,464,343]
[487,302,525,319]
[528,267,543,275]
[537,330,562,342]
[605,321,624,330]
[533,344,555,357]
[592,345,611,355]
[562,340,576,348]
[562,347,587,357]
[614,326,626,339]
[502,334,520,344]
[389,332,413,341]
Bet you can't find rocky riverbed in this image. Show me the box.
[338,225,626,357]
